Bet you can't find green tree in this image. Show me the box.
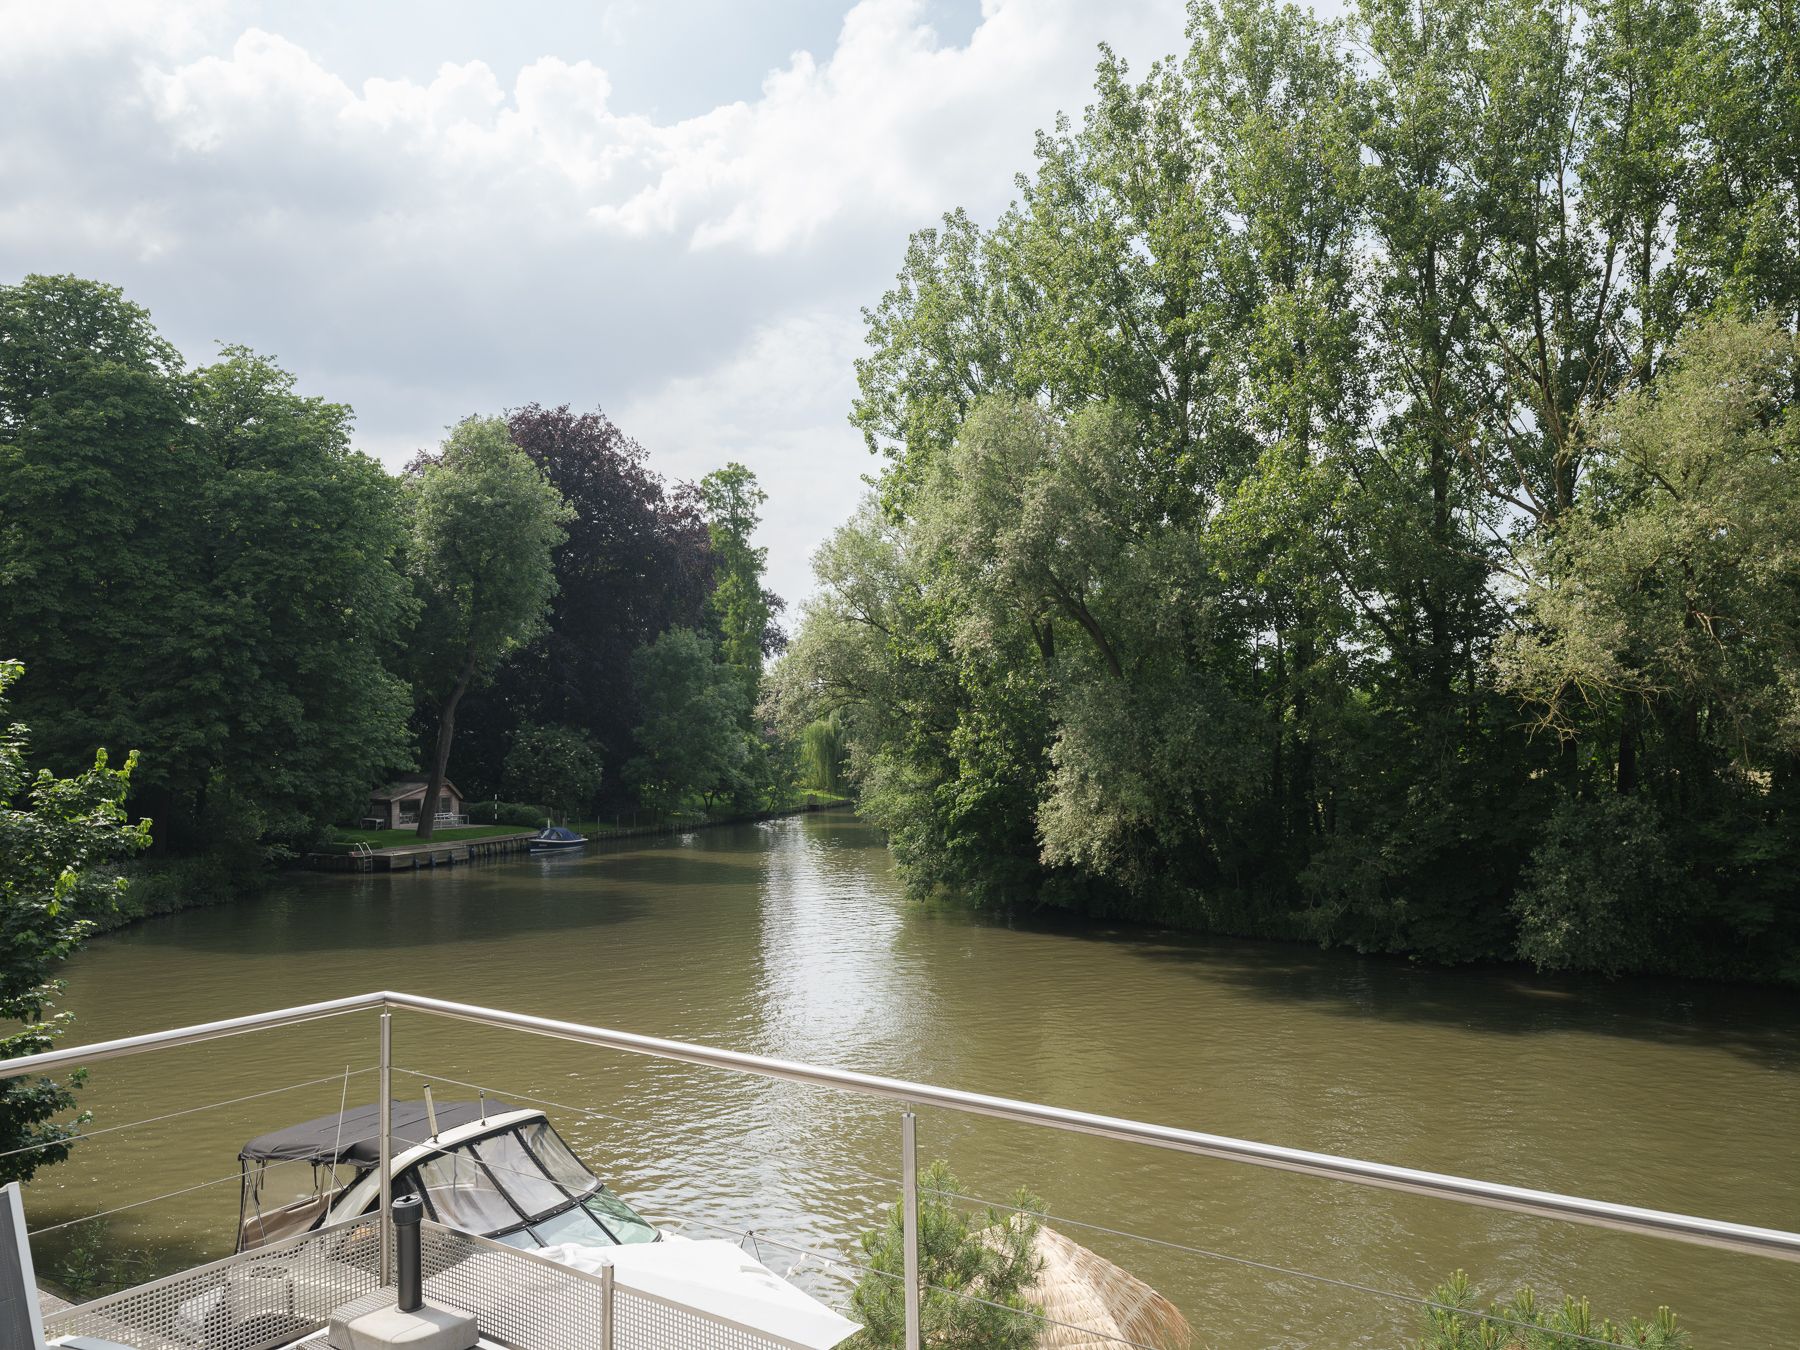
[407,417,573,840]
[185,346,417,845]
[799,714,848,794]
[624,628,749,815]
[1501,316,1800,974]
[1,278,418,853]
[503,725,604,821]
[0,275,197,822]
[849,1161,1043,1350]
[791,0,1800,979]
[0,661,148,1183]
[699,462,776,698]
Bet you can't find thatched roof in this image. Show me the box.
[1013,1224,1193,1350]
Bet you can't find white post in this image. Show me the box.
[378,1011,393,1287]
[901,1110,921,1350]
[600,1262,615,1350]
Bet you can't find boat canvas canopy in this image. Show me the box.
[536,827,583,842]
[239,1099,517,1167]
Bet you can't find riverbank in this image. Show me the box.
[103,796,855,925]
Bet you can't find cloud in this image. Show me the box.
[0,0,1189,603]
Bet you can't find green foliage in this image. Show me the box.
[468,799,555,828]
[849,1161,1043,1350]
[700,462,775,695]
[790,0,1800,979]
[183,346,418,846]
[800,714,849,794]
[47,1218,154,1302]
[625,628,751,816]
[1418,1270,1689,1349]
[0,276,417,853]
[108,849,267,930]
[503,725,604,822]
[1511,796,1688,977]
[0,660,148,1183]
[406,416,573,838]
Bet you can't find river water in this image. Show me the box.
[26,811,1800,1347]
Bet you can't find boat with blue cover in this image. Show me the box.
[528,825,588,852]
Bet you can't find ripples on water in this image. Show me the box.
[26,811,1800,1347]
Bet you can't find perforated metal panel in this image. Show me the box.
[44,1220,817,1350]
[42,1220,381,1350]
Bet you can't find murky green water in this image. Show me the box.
[24,811,1800,1346]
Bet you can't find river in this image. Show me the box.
[26,810,1800,1347]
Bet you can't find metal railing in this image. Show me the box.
[6,990,1800,1350]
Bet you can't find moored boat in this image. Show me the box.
[528,825,588,852]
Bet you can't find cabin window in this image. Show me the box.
[523,1205,608,1247]
[472,1131,567,1215]
[415,1147,519,1230]
[517,1120,598,1196]
[584,1188,657,1244]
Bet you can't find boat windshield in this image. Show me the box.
[405,1119,657,1248]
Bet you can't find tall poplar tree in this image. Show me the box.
[407,417,572,840]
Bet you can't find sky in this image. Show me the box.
[0,0,1192,607]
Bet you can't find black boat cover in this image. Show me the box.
[536,827,583,842]
[239,1099,522,1167]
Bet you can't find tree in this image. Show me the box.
[0,278,418,853]
[699,462,781,697]
[800,714,848,794]
[623,629,749,816]
[407,417,573,840]
[503,725,604,821]
[0,661,148,1183]
[849,1161,1043,1350]
[790,0,1800,979]
[446,405,714,801]
[0,275,198,825]
[184,347,417,845]
[1501,316,1800,974]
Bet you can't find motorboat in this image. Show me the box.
[237,1097,655,1254]
[528,825,588,852]
[230,1097,859,1347]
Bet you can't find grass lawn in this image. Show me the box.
[330,823,534,849]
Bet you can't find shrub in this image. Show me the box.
[108,849,267,930]
[1418,1270,1689,1349]
[849,1160,1043,1349]
[467,799,553,827]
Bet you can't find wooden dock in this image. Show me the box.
[302,831,540,873]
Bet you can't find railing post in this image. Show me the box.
[378,1010,393,1287]
[901,1110,921,1350]
[600,1262,615,1350]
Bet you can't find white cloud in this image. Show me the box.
[616,308,868,606]
[0,0,1188,603]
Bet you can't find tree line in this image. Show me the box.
[773,0,1800,982]
[0,273,795,866]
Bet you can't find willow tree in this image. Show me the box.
[407,418,572,840]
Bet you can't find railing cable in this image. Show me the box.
[26,1122,386,1238]
[0,1067,377,1164]
[922,1185,1639,1350]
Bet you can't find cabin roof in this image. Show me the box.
[240,1098,522,1167]
[368,779,463,802]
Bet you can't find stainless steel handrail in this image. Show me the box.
[5,990,1798,1264]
